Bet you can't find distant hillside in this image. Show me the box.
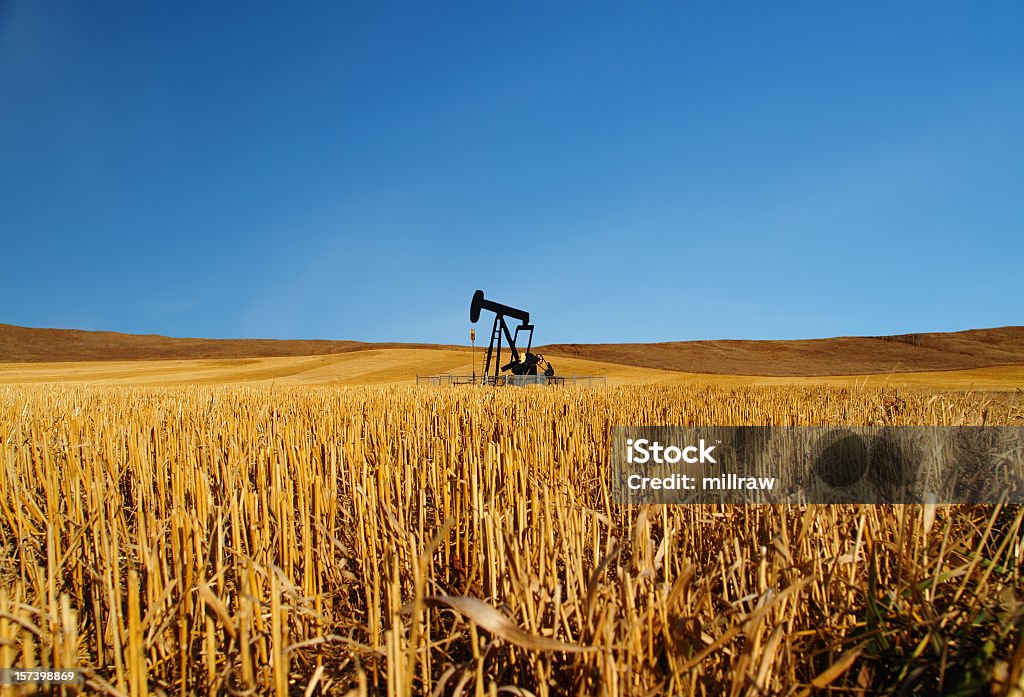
[539,326,1024,376]
[2,323,1022,377]
[0,324,450,363]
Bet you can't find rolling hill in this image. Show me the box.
[0,323,450,363]
[538,326,1024,376]
[1,323,1022,380]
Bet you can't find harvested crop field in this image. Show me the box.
[1,384,1022,695]
[2,352,1024,391]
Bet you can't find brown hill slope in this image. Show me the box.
[539,327,1024,376]
[0,324,451,363]
[2,323,1022,377]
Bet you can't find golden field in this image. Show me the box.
[0,383,1022,696]
[1,349,1024,390]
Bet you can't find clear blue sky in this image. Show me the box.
[2,2,1021,344]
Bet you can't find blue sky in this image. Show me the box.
[1,2,1021,344]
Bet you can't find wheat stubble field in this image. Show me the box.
[1,383,1022,696]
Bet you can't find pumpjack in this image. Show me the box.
[470,290,555,382]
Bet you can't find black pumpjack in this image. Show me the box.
[470,290,555,383]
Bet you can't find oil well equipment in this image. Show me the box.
[416,291,606,386]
